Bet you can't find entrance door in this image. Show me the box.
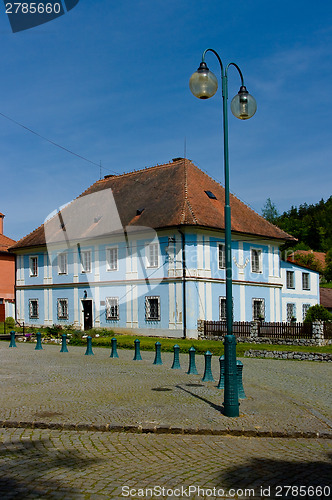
[82,300,93,330]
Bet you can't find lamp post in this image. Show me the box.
[189,49,257,417]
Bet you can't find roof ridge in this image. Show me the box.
[102,159,189,181]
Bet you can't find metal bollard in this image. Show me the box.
[237,360,246,399]
[85,336,94,355]
[35,332,43,350]
[187,346,198,374]
[110,337,119,358]
[133,339,142,360]
[153,341,162,365]
[223,335,239,417]
[202,350,214,382]
[217,355,224,389]
[9,330,17,348]
[171,344,181,369]
[60,334,68,353]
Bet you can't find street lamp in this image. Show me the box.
[189,49,257,417]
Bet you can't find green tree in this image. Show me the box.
[324,249,332,282]
[304,304,332,323]
[262,198,279,223]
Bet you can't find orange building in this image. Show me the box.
[0,213,16,322]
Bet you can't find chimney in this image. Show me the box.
[0,213,4,235]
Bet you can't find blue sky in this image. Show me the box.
[0,0,331,241]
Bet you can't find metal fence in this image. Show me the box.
[323,322,332,339]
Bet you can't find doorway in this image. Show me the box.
[82,300,93,330]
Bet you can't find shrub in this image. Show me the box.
[5,317,15,329]
[304,304,332,323]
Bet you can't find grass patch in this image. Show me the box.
[321,283,332,288]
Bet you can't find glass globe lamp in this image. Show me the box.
[189,62,218,99]
[230,86,257,119]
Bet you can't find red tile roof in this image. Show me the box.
[320,288,332,309]
[0,234,16,252]
[10,159,295,250]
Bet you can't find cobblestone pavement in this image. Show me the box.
[0,343,331,437]
[0,342,331,499]
[0,428,331,499]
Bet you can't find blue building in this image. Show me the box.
[10,159,319,338]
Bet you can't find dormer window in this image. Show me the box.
[205,190,217,199]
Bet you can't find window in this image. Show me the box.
[29,299,39,319]
[106,247,118,271]
[286,270,295,289]
[57,298,69,320]
[106,297,119,320]
[218,244,226,269]
[58,252,68,275]
[302,304,311,321]
[251,249,262,273]
[302,272,310,290]
[147,243,158,268]
[287,303,296,322]
[145,296,160,321]
[219,297,226,320]
[252,298,265,320]
[81,250,92,273]
[29,256,38,277]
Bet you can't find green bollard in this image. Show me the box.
[171,344,181,369]
[133,339,142,360]
[217,355,224,389]
[187,346,198,374]
[35,332,43,350]
[60,334,68,353]
[153,341,162,365]
[202,350,214,382]
[237,360,246,399]
[110,337,119,358]
[223,335,239,417]
[85,336,94,355]
[9,330,17,348]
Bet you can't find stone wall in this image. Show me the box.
[244,349,332,362]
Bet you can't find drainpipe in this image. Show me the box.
[177,229,187,339]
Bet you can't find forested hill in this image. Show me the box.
[262,196,332,252]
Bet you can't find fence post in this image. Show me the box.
[85,336,94,355]
[250,321,259,341]
[202,351,214,382]
[60,334,68,353]
[236,360,246,399]
[217,355,224,389]
[197,319,205,338]
[312,321,324,346]
[187,346,198,374]
[133,339,142,360]
[171,344,181,369]
[153,341,163,365]
[35,332,43,350]
[9,330,17,348]
[110,337,119,358]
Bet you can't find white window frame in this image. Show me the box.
[302,272,310,290]
[286,270,295,289]
[29,256,38,277]
[145,296,160,321]
[57,298,69,320]
[29,299,39,319]
[302,303,311,321]
[81,250,92,273]
[252,298,265,321]
[58,252,68,275]
[106,297,119,320]
[251,248,262,273]
[147,243,158,268]
[106,247,118,271]
[287,303,296,322]
[218,243,226,269]
[219,296,226,320]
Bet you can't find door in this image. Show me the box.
[82,300,93,330]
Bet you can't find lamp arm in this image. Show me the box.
[202,48,224,77]
[225,62,245,87]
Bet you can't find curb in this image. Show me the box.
[0,421,331,439]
